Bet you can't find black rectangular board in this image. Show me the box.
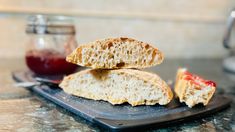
[12,71,232,131]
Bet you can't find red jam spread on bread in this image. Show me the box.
[183,70,216,88]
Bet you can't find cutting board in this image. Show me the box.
[12,71,232,131]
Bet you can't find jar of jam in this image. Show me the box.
[25,15,78,75]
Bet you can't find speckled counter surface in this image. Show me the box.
[0,58,235,132]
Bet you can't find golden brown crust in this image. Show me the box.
[59,69,173,106]
[66,37,164,69]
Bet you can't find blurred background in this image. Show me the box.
[0,0,235,59]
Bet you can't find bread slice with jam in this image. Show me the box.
[174,68,216,108]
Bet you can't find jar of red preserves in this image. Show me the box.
[25,15,78,75]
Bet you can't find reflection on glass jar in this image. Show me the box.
[25,15,78,75]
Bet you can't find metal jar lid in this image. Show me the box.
[26,15,76,35]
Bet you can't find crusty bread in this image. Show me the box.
[174,68,216,108]
[66,37,164,69]
[59,69,173,106]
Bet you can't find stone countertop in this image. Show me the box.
[0,58,235,131]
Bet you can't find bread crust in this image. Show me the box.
[59,69,173,106]
[174,68,216,107]
[66,37,164,69]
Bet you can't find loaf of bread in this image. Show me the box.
[59,69,173,106]
[66,37,164,69]
[174,68,216,108]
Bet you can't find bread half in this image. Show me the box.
[174,68,216,108]
[59,69,173,106]
[66,37,164,69]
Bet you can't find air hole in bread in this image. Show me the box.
[116,62,125,67]
[108,54,114,59]
[145,44,150,49]
[107,42,113,49]
[120,37,128,41]
[101,45,107,50]
[144,100,147,103]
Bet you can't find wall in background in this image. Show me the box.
[0,0,234,58]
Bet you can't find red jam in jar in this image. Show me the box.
[25,50,77,75]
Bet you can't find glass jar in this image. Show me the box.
[25,15,78,75]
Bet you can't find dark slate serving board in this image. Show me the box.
[12,71,232,131]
